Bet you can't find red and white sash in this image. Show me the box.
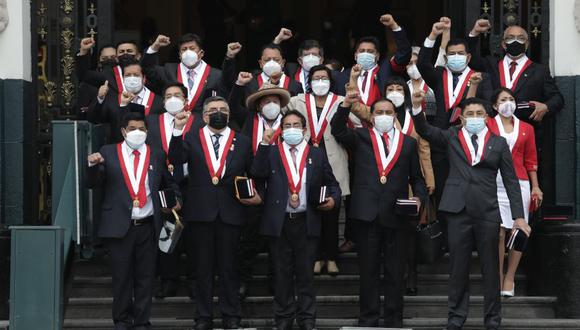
[132,88,155,116]
[400,111,415,136]
[278,141,310,197]
[113,65,125,105]
[177,61,211,110]
[458,128,491,166]
[252,113,282,154]
[442,67,473,111]
[116,143,150,207]
[294,67,306,91]
[359,66,381,106]
[499,57,532,90]
[199,127,235,184]
[493,115,520,152]
[368,128,404,183]
[258,72,290,90]
[305,93,339,146]
[407,79,429,109]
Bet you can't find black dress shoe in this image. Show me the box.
[238,281,248,301]
[299,323,315,330]
[194,319,213,330]
[155,280,178,299]
[223,318,241,329]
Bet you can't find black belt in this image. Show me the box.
[286,211,306,220]
[131,216,153,226]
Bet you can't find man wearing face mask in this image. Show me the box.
[77,44,117,119]
[87,59,164,143]
[334,13,411,102]
[467,20,564,124]
[251,110,340,330]
[406,47,438,121]
[331,96,427,327]
[142,33,241,113]
[145,83,204,299]
[168,96,258,330]
[87,111,181,330]
[411,93,526,330]
[245,43,303,97]
[286,65,361,275]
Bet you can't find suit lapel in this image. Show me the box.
[512,64,532,94]
[306,148,314,184]
[223,133,237,177]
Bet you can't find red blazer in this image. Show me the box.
[487,116,537,181]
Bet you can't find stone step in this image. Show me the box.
[64,295,556,320]
[70,274,527,298]
[62,317,580,330]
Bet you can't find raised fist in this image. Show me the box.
[430,22,446,39]
[79,37,95,55]
[471,19,491,36]
[439,16,452,30]
[151,35,171,51]
[411,90,426,108]
[273,28,293,44]
[226,42,243,59]
[236,72,253,86]
[350,64,362,80]
[379,14,399,30]
[88,152,105,165]
[174,111,189,130]
[469,72,483,85]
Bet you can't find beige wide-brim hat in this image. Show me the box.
[245,82,291,111]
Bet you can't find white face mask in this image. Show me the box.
[181,49,199,67]
[386,91,405,108]
[125,129,147,150]
[406,64,421,80]
[261,102,281,120]
[356,52,376,71]
[374,114,394,133]
[165,97,185,115]
[301,54,321,71]
[497,101,516,118]
[262,60,282,77]
[311,79,331,96]
[124,76,143,94]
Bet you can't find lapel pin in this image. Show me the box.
[308,158,312,164]
[149,165,154,170]
[230,144,235,151]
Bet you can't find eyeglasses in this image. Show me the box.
[204,108,229,115]
[504,35,527,43]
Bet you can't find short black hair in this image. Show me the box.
[298,39,324,58]
[384,76,412,110]
[178,33,204,49]
[282,110,306,128]
[306,64,334,94]
[98,44,116,56]
[121,111,147,129]
[324,58,343,71]
[491,87,517,105]
[260,43,285,59]
[121,58,142,74]
[115,40,140,52]
[460,97,490,114]
[163,83,188,98]
[445,38,470,53]
[355,36,381,53]
[370,98,395,113]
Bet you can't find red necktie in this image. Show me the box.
[383,133,390,156]
[509,61,517,80]
[132,150,140,177]
[361,71,368,93]
[289,147,300,209]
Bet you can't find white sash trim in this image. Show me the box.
[372,127,401,169]
[502,56,531,90]
[495,115,520,152]
[180,61,208,102]
[445,67,472,108]
[461,127,488,165]
[307,93,335,137]
[256,113,282,146]
[202,126,231,178]
[281,140,308,186]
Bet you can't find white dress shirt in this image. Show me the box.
[121,141,153,220]
[283,140,308,213]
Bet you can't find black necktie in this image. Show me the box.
[212,133,221,159]
[471,134,479,153]
[452,73,460,89]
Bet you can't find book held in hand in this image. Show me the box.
[159,189,178,209]
[395,198,420,216]
[506,229,529,252]
[235,176,256,200]
[319,186,329,205]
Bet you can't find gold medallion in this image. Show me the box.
[133,199,140,207]
[212,176,219,185]
[313,143,319,148]
[380,176,387,184]
[168,164,174,173]
[291,193,299,202]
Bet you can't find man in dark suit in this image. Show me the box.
[145,83,204,299]
[142,33,240,113]
[87,59,164,143]
[77,44,116,119]
[245,43,304,97]
[466,19,564,123]
[86,111,181,330]
[411,93,530,330]
[251,110,341,330]
[332,13,411,100]
[168,96,259,330]
[331,96,427,327]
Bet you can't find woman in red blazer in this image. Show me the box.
[487,87,543,297]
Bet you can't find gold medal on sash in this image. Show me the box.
[133,199,140,207]
[168,164,174,173]
[212,176,219,185]
[291,193,299,202]
[380,176,387,184]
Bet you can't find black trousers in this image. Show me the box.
[343,196,355,242]
[237,205,269,283]
[446,211,501,330]
[104,221,156,330]
[356,219,408,328]
[269,214,318,327]
[317,198,341,260]
[191,219,242,322]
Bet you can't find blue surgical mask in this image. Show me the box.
[282,128,304,146]
[446,54,468,72]
[464,117,486,135]
[356,52,376,71]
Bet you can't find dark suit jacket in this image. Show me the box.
[86,144,180,238]
[141,53,236,113]
[331,106,427,228]
[417,44,493,131]
[412,110,525,222]
[86,88,164,143]
[168,127,253,226]
[332,28,412,96]
[250,143,341,237]
[467,36,564,124]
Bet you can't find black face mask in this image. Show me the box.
[208,112,228,130]
[99,59,118,70]
[117,54,136,67]
[505,41,526,57]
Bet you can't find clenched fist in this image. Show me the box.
[79,37,95,55]
[151,34,171,51]
[429,22,446,40]
[469,72,483,85]
[88,152,105,165]
[350,64,362,80]
[226,42,243,59]
[120,90,135,107]
[412,90,426,109]
[262,128,275,144]
[236,72,253,86]
[174,111,190,130]
[439,16,452,30]
[273,28,293,44]
[379,14,399,30]
[471,19,491,36]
